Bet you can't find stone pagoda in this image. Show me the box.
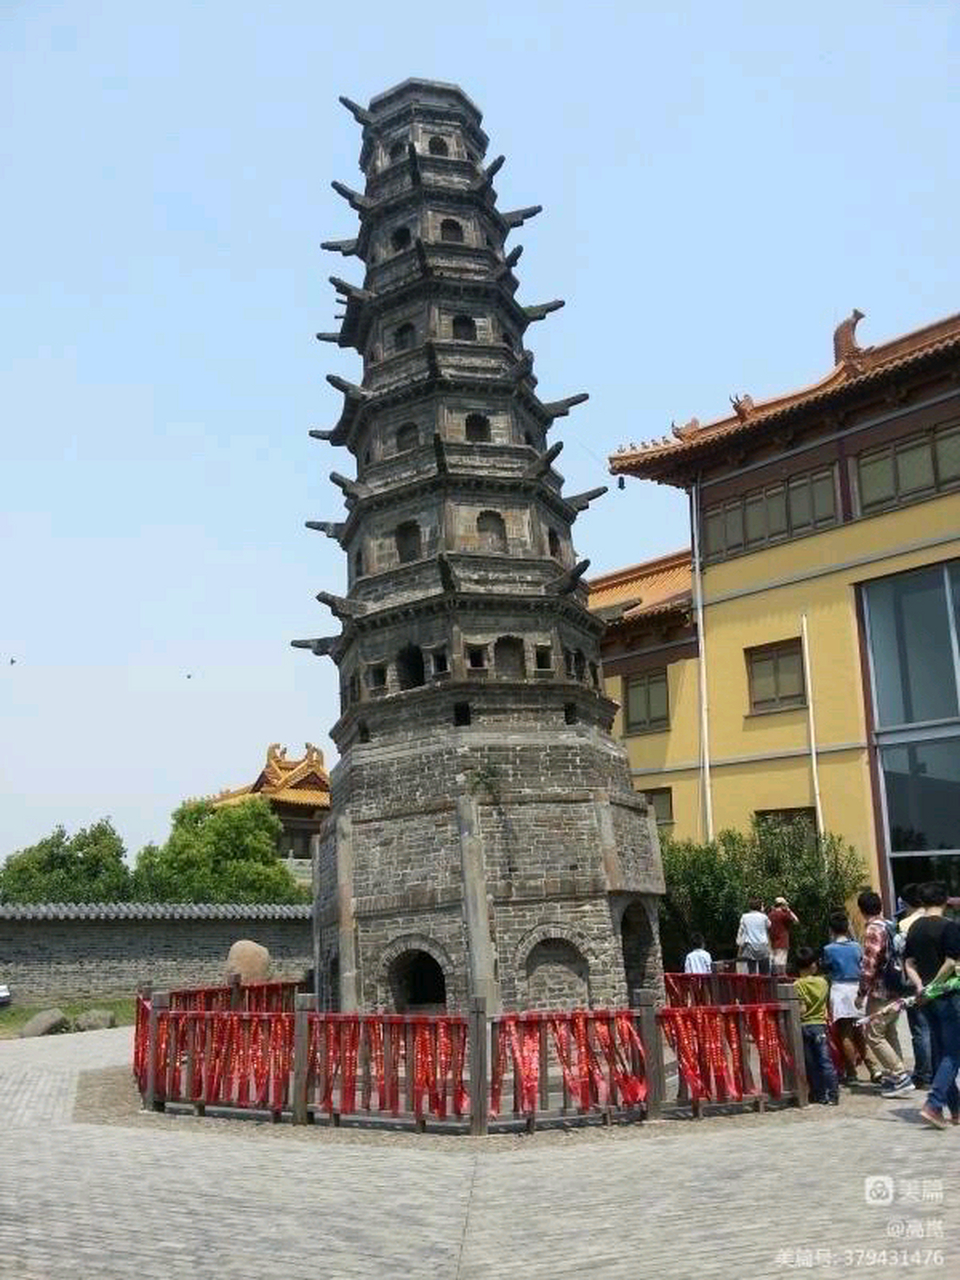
[295,79,663,1014]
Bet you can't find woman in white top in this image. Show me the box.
[736,898,771,974]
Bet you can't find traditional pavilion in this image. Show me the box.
[212,743,330,883]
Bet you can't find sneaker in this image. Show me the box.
[882,1074,916,1098]
[949,1111,959,1127]
[919,1104,948,1130]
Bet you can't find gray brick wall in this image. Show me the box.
[0,916,313,1001]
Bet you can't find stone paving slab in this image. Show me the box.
[0,1027,957,1279]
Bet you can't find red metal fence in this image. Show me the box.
[134,976,807,1131]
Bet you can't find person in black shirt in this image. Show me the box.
[904,882,960,1130]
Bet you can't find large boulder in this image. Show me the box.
[225,940,271,983]
[74,1008,117,1032]
[19,1008,69,1038]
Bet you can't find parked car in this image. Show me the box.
[0,983,11,1007]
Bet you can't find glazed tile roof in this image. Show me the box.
[0,903,312,921]
[212,743,331,811]
[588,548,692,622]
[610,309,960,482]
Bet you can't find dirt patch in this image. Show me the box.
[72,1064,894,1150]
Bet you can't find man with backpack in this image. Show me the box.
[903,882,960,1129]
[855,889,914,1097]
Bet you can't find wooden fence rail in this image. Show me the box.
[134,977,807,1130]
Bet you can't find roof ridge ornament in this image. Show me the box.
[671,417,700,441]
[729,393,755,423]
[834,308,868,372]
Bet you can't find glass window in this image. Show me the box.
[882,737,960,853]
[724,502,743,551]
[746,639,806,712]
[859,449,895,509]
[744,495,765,544]
[896,439,934,494]
[788,477,812,531]
[935,428,960,483]
[647,788,673,825]
[766,486,787,537]
[704,508,723,558]
[624,670,669,732]
[812,472,835,523]
[864,565,959,727]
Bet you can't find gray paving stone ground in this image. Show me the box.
[0,1025,957,1279]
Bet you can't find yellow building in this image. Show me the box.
[594,309,960,909]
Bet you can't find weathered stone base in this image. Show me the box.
[315,722,664,1013]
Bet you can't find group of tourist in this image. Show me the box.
[683,883,960,1128]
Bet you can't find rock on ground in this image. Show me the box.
[225,939,271,982]
[19,1008,69,1038]
[74,1009,117,1032]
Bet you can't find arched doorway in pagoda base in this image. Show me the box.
[388,949,447,1013]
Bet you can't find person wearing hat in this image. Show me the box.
[768,896,799,974]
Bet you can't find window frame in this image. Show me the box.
[646,787,674,827]
[622,668,670,735]
[703,465,838,563]
[855,420,960,516]
[745,638,806,714]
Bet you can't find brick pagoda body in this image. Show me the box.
[296,80,664,1014]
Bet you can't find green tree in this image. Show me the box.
[0,819,132,904]
[131,796,309,904]
[660,818,867,969]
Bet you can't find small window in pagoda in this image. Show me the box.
[477,510,507,553]
[432,648,449,676]
[454,702,471,726]
[394,322,415,352]
[395,520,422,564]
[389,140,405,162]
[441,219,464,244]
[429,136,449,157]
[465,413,491,443]
[564,703,578,725]
[467,645,487,669]
[396,422,419,453]
[574,650,586,682]
[354,549,364,579]
[367,664,386,691]
[391,226,411,253]
[535,645,553,671]
[548,529,561,559]
[452,314,476,341]
[357,721,371,743]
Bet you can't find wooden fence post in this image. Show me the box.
[144,991,169,1112]
[468,996,488,1136]
[777,982,808,1107]
[229,973,242,1011]
[292,993,312,1125]
[635,990,665,1119]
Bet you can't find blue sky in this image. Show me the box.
[2,1,958,862]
